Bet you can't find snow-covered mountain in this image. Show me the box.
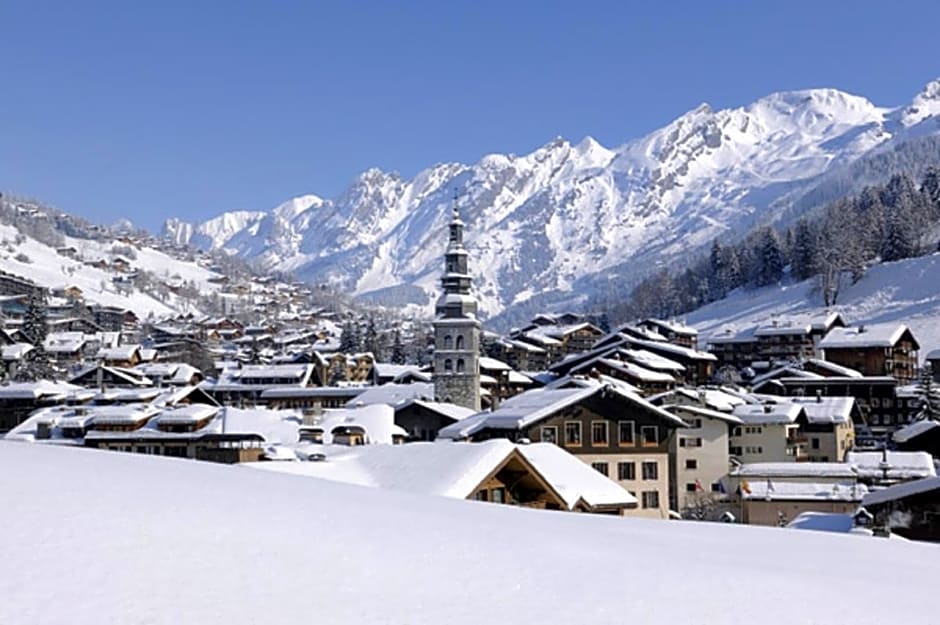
[163,80,940,322]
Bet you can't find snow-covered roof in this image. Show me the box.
[155,404,221,425]
[803,358,862,377]
[517,443,637,510]
[787,512,856,534]
[88,405,160,426]
[373,363,422,379]
[662,403,743,425]
[574,357,675,383]
[312,404,402,445]
[439,384,685,440]
[97,345,140,360]
[0,380,82,399]
[478,356,512,371]
[625,337,717,361]
[754,322,812,337]
[844,451,937,480]
[819,324,916,349]
[732,462,859,479]
[220,406,301,445]
[345,382,435,408]
[893,419,940,443]
[619,348,686,372]
[396,398,477,423]
[1,342,34,360]
[862,476,940,507]
[788,396,856,424]
[743,480,866,501]
[732,402,804,425]
[642,318,697,336]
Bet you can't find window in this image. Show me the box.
[642,490,660,509]
[591,421,609,446]
[871,398,880,408]
[617,461,636,481]
[641,425,659,446]
[686,483,698,493]
[456,358,465,373]
[689,418,702,429]
[564,421,582,446]
[711,482,722,493]
[474,490,488,501]
[642,461,658,480]
[680,437,702,448]
[811,438,820,450]
[732,426,742,437]
[456,335,465,350]
[491,487,505,504]
[444,359,453,372]
[685,459,697,470]
[618,420,635,446]
[591,462,609,477]
[444,335,453,350]
[729,446,742,455]
[540,426,558,444]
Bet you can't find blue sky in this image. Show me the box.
[2,0,940,231]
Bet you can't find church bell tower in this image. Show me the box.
[432,198,481,411]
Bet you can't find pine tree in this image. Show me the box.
[14,290,53,382]
[918,363,940,421]
[390,328,406,365]
[363,317,380,357]
[756,228,784,287]
[791,217,817,281]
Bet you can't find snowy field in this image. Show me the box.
[689,252,940,358]
[1,442,936,625]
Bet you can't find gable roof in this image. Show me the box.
[819,324,918,350]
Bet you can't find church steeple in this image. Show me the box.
[432,193,481,411]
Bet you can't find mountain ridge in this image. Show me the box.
[162,79,940,323]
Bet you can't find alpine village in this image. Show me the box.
[2,187,939,543]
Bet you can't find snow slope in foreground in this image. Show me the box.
[688,252,940,358]
[1,442,936,625]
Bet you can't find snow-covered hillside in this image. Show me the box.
[0,220,225,319]
[164,80,940,321]
[688,252,940,358]
[2,441,935,624]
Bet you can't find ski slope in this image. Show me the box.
[689,252,940,358]
[1,442,935,624]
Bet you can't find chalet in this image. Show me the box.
[862,476,940,541]
[92,306,138,332]
[753,321,816,363]
[570,357,676,395]
[752,376,914,439]
[0,381,80,432]
[489,337,549,372]
[132,362,204,386]
[0,269,46,299]
[927,349,940,382]
[261,386,366,417]
[622,338,716,385]
[729,402,807,463]
[69,365,153,389]
[438,384,687,519]
[819,323,920,384]
[662,403,740,517]
[393,398,476,442]
[204,363,321,404]
[705,328,759,370]
[787,396,858,462]
[255,439,638,515]
[98,345,142,368]
[638,319,698,350]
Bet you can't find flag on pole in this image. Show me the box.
[695,479,704,492]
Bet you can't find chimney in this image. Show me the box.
[763,404,772,414]
[858,325,866,334]
[816,389,822,403]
